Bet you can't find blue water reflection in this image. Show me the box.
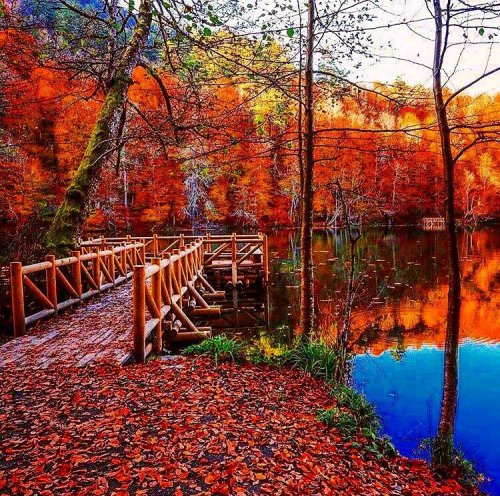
[354,341,500,494]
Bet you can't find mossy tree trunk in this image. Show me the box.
[44,0,153,255]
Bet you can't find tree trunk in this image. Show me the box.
[299,0,315,336]
[44,0,153,255]
[431,0,462,466]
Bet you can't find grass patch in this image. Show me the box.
[183,334,244,365]
[288,339,339,384]
[318,384,397,459]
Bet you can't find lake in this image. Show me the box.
[264,227,500,494]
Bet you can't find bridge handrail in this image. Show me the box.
[10,242,145,337]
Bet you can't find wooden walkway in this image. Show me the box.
[1,233,268,369]
[0,282,134,369]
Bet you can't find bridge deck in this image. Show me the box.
[0,283,133,369]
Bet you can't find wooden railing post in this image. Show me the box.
[133,265,146,363]
[173,249,182,299]
[152,257,162,354]
[153,234,159,257]
[93,249,101,291]
[163,253,172,305]
[121,244,128,274]
[109,249,116,286]
[179,234,185,249]
[10,262,26,337]
[206,233,211,254]
[263,234,269,284]
[231,233,237,286]
[140,239,146,263]
[45,255,58,313]
[71,250,83,298]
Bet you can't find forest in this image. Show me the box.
[1,0,499,254]
[1,0,500,494]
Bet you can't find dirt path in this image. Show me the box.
[0,283,134,369]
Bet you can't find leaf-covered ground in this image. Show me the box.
[0,357,478,495]
[0,283,133,368]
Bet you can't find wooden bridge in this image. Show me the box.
[421,217,446,231]
[3,233,268,367]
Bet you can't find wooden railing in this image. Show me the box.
[81,233,269,284]
[132,239,225,362]
[10,242,145,337]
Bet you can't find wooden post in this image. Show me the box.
[140,239,146,264]
[263,234,269,284]
[153,234,159,257]
[93,249,101,291]
[206,233,212,254]
[173,249,182,298]
[163,253,172,305]
[10,262,26,337]
[121,244,128,274]
[152,257,162,354]
[133,265,146,363]
[179,234,185,249]
[109,249,116,286]
[45,255,58,312]
[231,233,237,286]
[71,250,83,298]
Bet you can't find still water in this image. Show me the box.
[265,227,500,494]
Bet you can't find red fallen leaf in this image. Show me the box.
[211,483,230,495]
[204,472,219,484]
[56,462,72,477]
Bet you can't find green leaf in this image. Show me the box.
[128,0,135,13]
[203,27,212,36]
[287,27,295,37]
[479,27,485,36]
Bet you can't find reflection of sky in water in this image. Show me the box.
[354,342,500,495]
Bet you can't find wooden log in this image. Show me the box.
[99,257,114,283]
[204,242,229,265]
[10,262,26,337]
[109,249,115,285]
[133,265,146,363]
[71,251,83,297]
[170,329,211,343]
[262,233,269,284]
[187,283,209,308]
[190,307,221,317]
[153,234,159,257]
[171,301,199,333]
[173,249,182,299]
[231,233,237,286]
[152,258,162,354]
[56,267,79,299]
[23,275,54,309]
[80,262,99,290]
[197,272,218,294]
[45,255,58,313]
[93,249,101,291]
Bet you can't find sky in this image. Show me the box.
[337,0,500,94]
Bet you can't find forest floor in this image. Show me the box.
[0,357,479,496]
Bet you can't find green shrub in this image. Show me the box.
[318,384,397,459]
[288,339,339,384]
[183,334,244,365]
